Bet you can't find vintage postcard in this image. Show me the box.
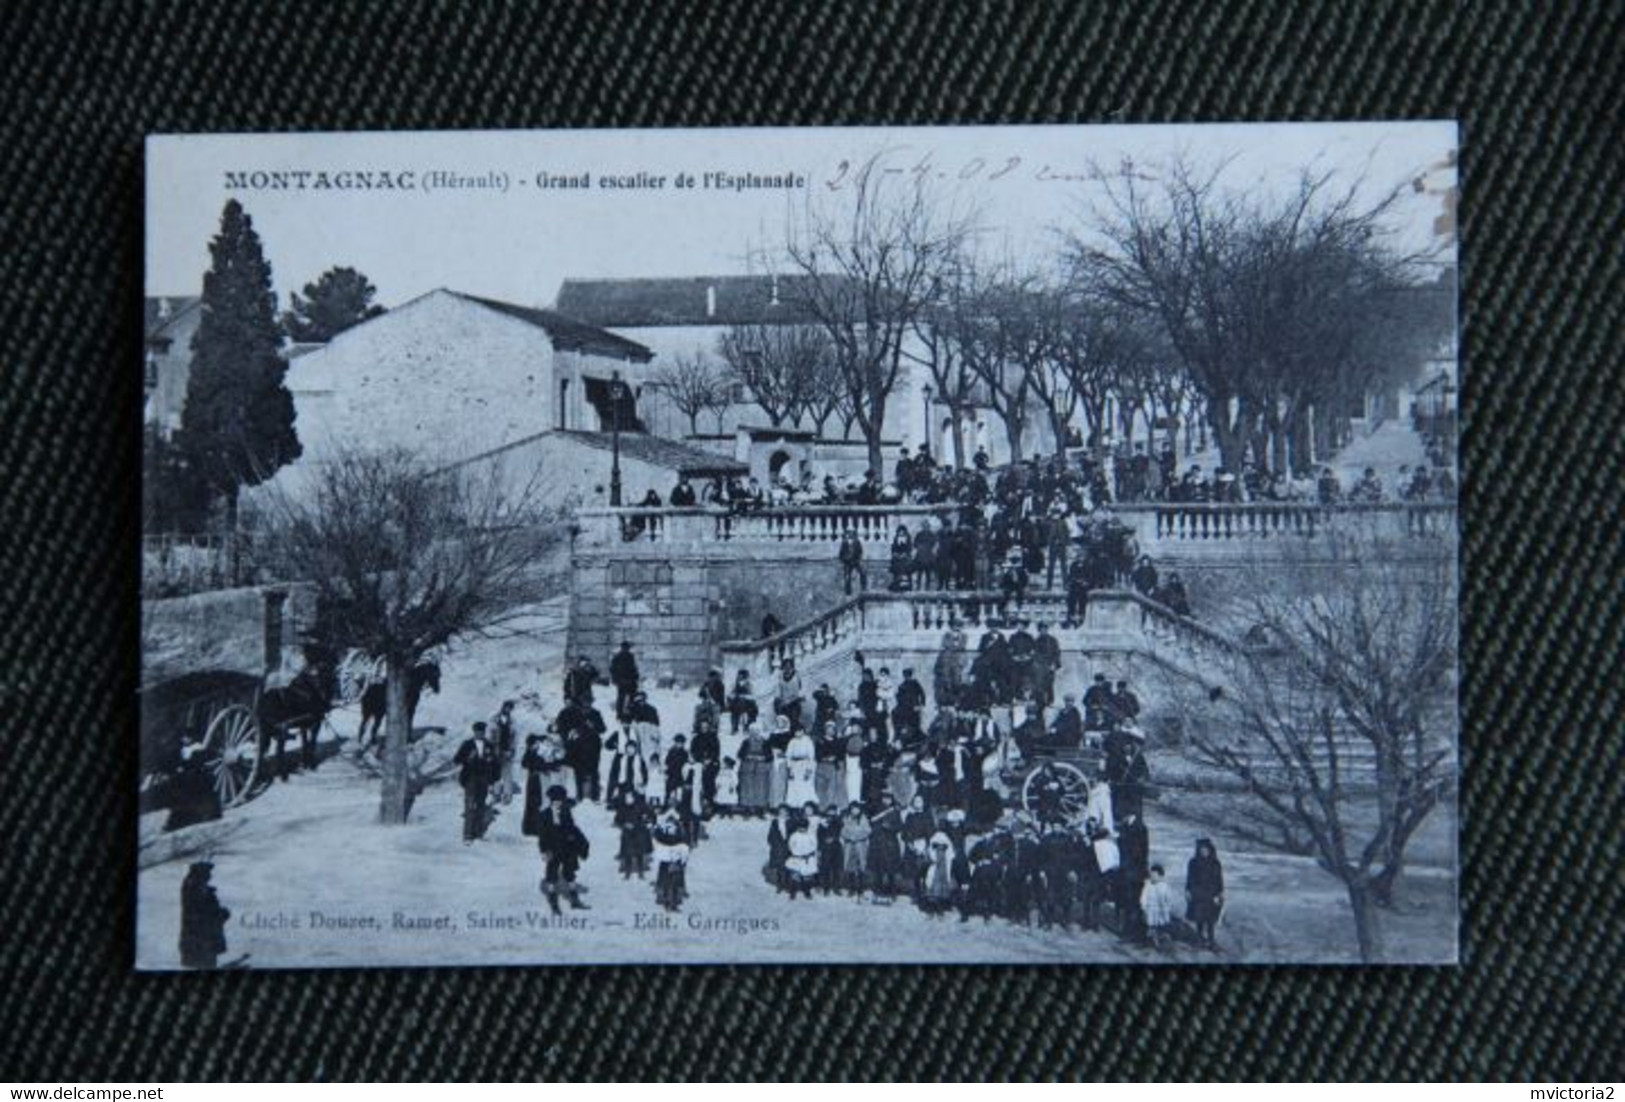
[139,123,1458,968]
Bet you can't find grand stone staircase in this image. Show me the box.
[717,588,1452,784]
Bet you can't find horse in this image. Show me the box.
[258,645,341,780]
[357,660,442,751]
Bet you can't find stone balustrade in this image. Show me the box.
[575,504,956,550]
[1111,501,1457,547]
[578,501,1456,552]
[719,588,1268,683]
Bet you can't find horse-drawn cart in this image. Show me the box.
[140,669,266,814]
[140,583,318,824]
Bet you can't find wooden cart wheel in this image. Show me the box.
[205,703,262,807]
[1021,760,1092,825]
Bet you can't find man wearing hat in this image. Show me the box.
[1049,693,1085,750]
[562,654,600,708]
[1033,622,1061,711]
[535,785,591,915]
[1108,722,1151,823]
[1083,673,1115,731]
[609,641,640,719]
[838,527,866,595]
[453,721,497,844]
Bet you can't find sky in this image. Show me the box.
[146,122,1457,309]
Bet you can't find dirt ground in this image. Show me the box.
[137,595,1458,969]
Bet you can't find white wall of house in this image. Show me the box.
[457,432,700,513]
[284,289,559,466]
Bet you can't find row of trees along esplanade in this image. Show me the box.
[653,153,1453,478]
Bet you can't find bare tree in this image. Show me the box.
[649,351,731,436]
[717,322,831,428]
[954,266,1043,464]
[1072,158,1445,476]
[1164,531,1457,961]
[904,261,982,468]
[783,153,975,473]
[263,448,556,824]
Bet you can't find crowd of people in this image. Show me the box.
[750,646,1220,947]
[645,436,1456,519]
[446,632,1227,950]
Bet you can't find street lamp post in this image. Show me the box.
[609,370,624,506]
[922,384,933,452]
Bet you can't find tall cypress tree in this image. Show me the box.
[176,200,302,550]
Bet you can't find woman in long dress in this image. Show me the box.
[738,723,771,813]
[786,728,817,807]
[814,723,846,810]
[843,725,866,806]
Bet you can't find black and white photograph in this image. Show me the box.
[138,123,1459,968]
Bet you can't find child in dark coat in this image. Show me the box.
[614,792,654,880]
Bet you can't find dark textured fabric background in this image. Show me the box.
[1,0,1620,1082]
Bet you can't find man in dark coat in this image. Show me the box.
[535,786,591,914]
[911,525,938,592]
[664,735,691,800]
[1082,673,1115,731]
[1109,728,1152,823]
[453,721,497,843]
[838,529,866,595]
[1049,693,1085,749]
[1110,680,1142,729]
[1116,811,1150,941]
[689,719,721,805]
[1130,554,1159,598]
[625,691,660,730]
[1065,554,1093,628]
[893,668,927,739]
[811,682,840,736]
[562,656,600,707]
[179,861,230,970]
[567,716,603,804]
[1033,622,1061,710]
[609,641,640,719]
[1006,621,1036,703]
[859,730,896,812]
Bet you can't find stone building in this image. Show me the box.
[143,295,202,436]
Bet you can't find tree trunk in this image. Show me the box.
[1346,878,1385,963]
[950,407,967,469]
[1289,403,1314,478]
[1002,412,1026,465]
[1208,396,1247,474]
[1050,412,1071,457]
[378,656,413,825]
[1312,402,1334,463]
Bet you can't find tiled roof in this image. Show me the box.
[555,275,843,328]
[450,291,654,361]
